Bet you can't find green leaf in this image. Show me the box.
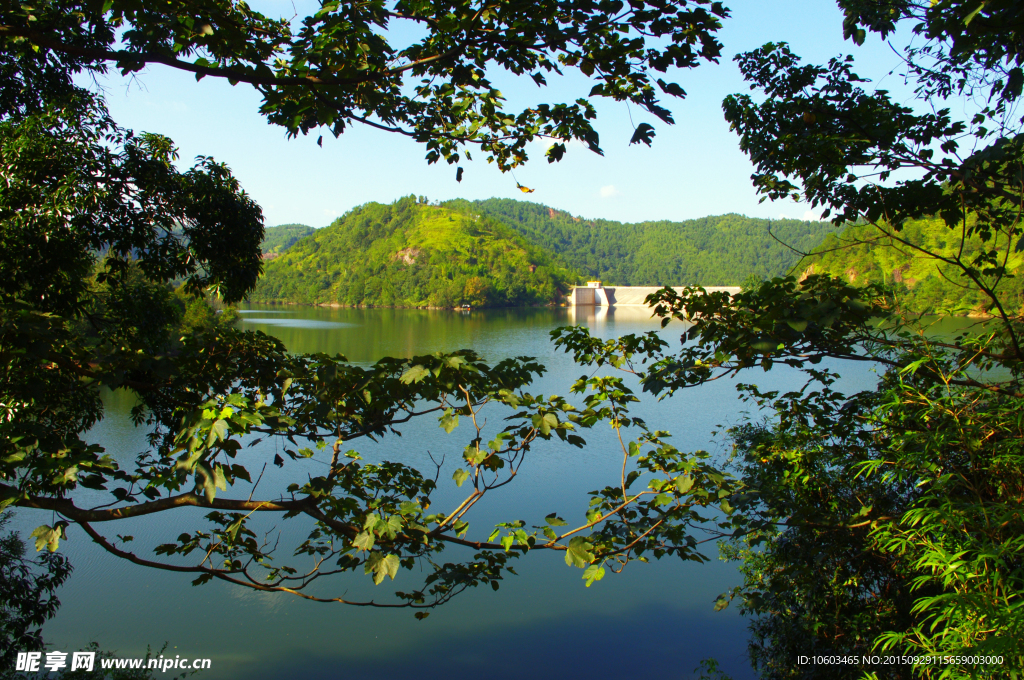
[534,412,557,436]
[192,573,213,586]
[583,563,605,587]
[30,524,65,553]
[785,320,808,333]
[439,409,459,433]
[545,513,568,526]
[675,475,694,494]
[384,514,404,537]
[213,465,228,491]
[900,358,928,375]
[381,554,400,581]
[453,468,469,487]
[196,462,217,502]
[353,531,375,552]
[207,419,228,446]
[225,519,242,543]
[61,466,79,483]
[364,551,400,585]
[445,355,468,369]
[964,2,985,25]
[400,365,429,384]
[464,445,486,466]
[629,122,656,147]
[564,536,594,568]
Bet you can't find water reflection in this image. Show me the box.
[239,317,356,329]
[15,304,898,679]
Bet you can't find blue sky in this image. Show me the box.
[85,1,915,228]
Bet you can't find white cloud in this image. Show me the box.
[600,185,622,198]
[802,210,823,222]
[778,213,790,220]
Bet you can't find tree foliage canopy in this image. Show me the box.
[716,0,1024,671]
[0,513,71,673]
[1,0,728,169]
[552,1,1024,675]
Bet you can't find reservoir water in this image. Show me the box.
[13,304,890,680]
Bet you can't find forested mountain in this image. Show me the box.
[445,198,839,285]
[797,218,1024,316]
[261,223,316,255]
[250,197,573,307]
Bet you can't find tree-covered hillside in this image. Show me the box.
[797,217,1024,316]
[250,197,573,307]
[446,198,839,285]
[261,223,315,255]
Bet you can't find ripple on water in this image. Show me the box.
[239,317,356,329]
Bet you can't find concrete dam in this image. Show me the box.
[568,282,741,306]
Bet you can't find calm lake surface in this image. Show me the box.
[15,304,902,680]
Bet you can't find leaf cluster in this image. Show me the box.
[0,513,72,673]
[1,0,730,169]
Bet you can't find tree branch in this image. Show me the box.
[0,25,461,90]
[6,483,310,522]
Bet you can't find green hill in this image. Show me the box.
[261,223,316,255]
[250,197,573,307]
[797,217,1024,316]
[445,198,840,286]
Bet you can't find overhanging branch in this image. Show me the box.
[0,25,460,90]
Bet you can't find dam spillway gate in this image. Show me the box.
[568,282,741,306]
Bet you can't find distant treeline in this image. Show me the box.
[446,198,839,286]
[251,197,573,307]
[253,197,844,308]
